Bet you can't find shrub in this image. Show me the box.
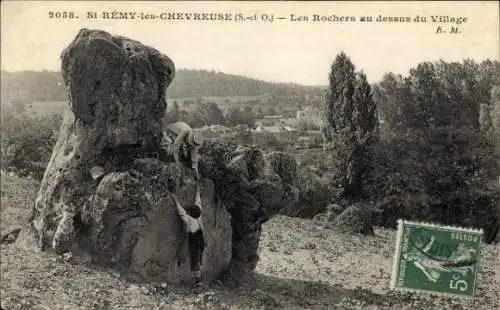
[362,134,430,226]
[424,126,499,242]
[362,127,500,243]
[288,166,333,218]
[1,112,62,180]
[199,136,239,171]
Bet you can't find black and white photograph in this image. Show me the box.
[1,1,499,309]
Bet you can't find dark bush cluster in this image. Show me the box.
[290,165,333,218]
[362,127,499,243]
[1,112,62,180]
[314,56,500,243]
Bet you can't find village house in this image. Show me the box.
[196,124,234,140]
[296,106,323,127]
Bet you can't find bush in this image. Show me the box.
[1,112,62,180]
[425,126,499,243]
[362,127,500,243]
[199,136,239,167]
[288,166,333,218]
[363,134,430,226]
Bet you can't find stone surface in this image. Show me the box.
[332,204,374,235]
[18,28,302,285]
[211,147,300,276]
[312,204,345,222]
[19,28,231,284]
[1,225,22,244]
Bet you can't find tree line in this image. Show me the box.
[165,101,257,129]
[0,69,322,105]
[320,53,500,243]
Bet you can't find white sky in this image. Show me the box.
[1,1,499,85]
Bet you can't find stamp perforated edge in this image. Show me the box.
[394,220,484,234]
[389,219,484,299]
[390,219,405,289]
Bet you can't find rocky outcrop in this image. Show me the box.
[18,28,300,285]
[312,204,345,223]
[1,225,22,245]
[332,204,374,235]
[198,146,300,278]
[18,28,231,284]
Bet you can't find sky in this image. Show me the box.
[1,1,499,85]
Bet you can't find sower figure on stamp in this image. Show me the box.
[172,183,205,292]
[164,121,204,180]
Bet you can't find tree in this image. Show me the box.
[226,107,243,126]
[407,62,444,130]
[345,71,377,197]
[479,103,493,133]
[322,52,356,143]
[322,52,377,199]
[256,107,264,118]
[490,85,500,158]
[353,71,377,143]
[201,101,226,125]
[180,101,226,128]
[372,73,413,133]
[297,118,314,132]
[491,85,500,136]
[226,107,256,128]
[457,59,482,129]
[266,107,278,116]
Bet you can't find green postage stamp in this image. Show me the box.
[391,219,483,298]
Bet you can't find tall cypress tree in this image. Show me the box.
[322,52,377,199]
[322,52,357,143]
[346,71,377,197]
[353,71,377,144]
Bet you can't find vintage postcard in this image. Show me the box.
[1,1,499,309]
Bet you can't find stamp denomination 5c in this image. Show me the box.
[391,219,483,298]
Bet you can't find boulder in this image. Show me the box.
[1,225,22,244]
[332,204,374,235]
[17,28,299,285]
[18,28,231,284]
[312,204,345,222]
[204,147,300,278]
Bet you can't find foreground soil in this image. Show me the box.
[1,174,499,309]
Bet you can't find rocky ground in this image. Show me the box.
[1,174,499,310]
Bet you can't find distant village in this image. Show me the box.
[5,91,327,149]
[167,91,326,149]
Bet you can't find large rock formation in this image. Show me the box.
[195,144,300,278]
[18,28,230,284]
[18,28,300,284]
[224,149,300,272]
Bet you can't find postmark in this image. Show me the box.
[391,219,483,298]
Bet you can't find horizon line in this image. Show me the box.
[2,55,498,88]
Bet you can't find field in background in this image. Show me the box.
[18,101,65,115]
[22,98,289,116]
[1,174,498,310]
